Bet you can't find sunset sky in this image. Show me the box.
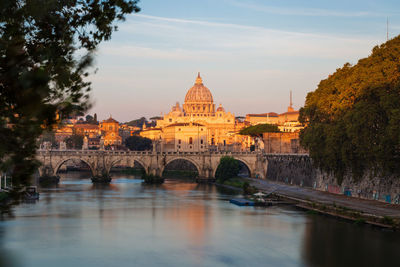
[89,0,400,122]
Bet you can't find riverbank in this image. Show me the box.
[0,191,9,204]
[247,178,400,230]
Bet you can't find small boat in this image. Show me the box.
[23,186,40,200]
[229,198,254,206]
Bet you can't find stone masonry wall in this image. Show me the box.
[265,155,317,187]
[266,154,400,204]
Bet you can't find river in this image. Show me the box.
[0,173,399,267]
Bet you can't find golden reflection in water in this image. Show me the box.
[161,181,212,265]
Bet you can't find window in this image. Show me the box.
[178,139,181,144]
[200,139,203,144]
[201,128,203,131]
[169,118,172,122]
[189,137,193,144]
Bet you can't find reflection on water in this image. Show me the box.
[0,172,399,267]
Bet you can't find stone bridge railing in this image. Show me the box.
[36,149,308,183]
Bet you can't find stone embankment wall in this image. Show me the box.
[266,154,400,204]
[315,172,400,204]
[265,155,317,187]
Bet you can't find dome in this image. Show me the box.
[216,104,225,112]
[184,73,214,103]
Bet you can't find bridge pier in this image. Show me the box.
[90,166,112,183]
[38,165,60,184]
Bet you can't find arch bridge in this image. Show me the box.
[36,150,269,182]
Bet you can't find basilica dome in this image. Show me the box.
[184,73,214,103]
[183,73,215,116]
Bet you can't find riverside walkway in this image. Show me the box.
[248,178,400,219]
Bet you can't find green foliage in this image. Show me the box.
[0,0,140,188]
[239,124,280,137]
[242,182,257,195]
[0,192,9,202]
[65,134,83,149]
[125,135,152,151]
[126,117,147,127]
[215,156,240,183]
[300,36,400,182]
[222,177,246,188]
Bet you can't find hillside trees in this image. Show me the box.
[125,135,152,151]
[239,124,280,137]
[299,36,400,183]
[0,0,140,188]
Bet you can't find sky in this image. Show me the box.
[88,0,400,122]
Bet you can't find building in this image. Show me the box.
[162,122,208,152]
[100,117,122,147]
[245,91,302,132]
[73,124,100,137]
[262,132,307,154]
[141,73,244,152]
[54,126,73,142]
[119,124,141,142]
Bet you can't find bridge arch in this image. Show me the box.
[213,157,252,178]
[107,157,148,175]
[54,157,94,177]
[161,157,201,178]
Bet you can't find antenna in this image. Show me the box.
[290,90,293,108]
[387,17,389,41]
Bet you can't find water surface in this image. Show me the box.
[0,173,399,267]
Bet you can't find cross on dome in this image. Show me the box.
[195,72,203,84]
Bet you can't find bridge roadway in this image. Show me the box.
[36,149,273,182]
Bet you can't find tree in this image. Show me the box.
[125,135,152,151]
[126,117,147,127]
[239,124,280,137]
[299,35,400,183]
[0,0,140,188]
[215,156,240,183]
[85,114,94,123]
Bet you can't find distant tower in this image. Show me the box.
[287,91,294,112]
[387,17,389,41]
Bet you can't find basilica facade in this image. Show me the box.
[141,73,248,152]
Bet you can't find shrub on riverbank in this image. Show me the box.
[222,177,246,188]
[215,156,240,183]
[0,192,9,203]
[243,182,258,195]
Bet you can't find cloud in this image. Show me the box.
[226,0,385,17]
[105,13,377,62]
